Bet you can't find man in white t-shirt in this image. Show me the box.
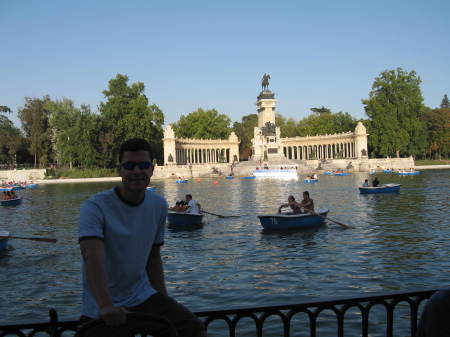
[185,194,201,214]
[79,138,206,337]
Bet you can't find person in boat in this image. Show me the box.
[363,179,369,187]
[10,190,17,199]
[78,138,205,336]
[185,194,201,214]
[372,177,380,187]
[2,191,9,200]
[169,200,186,212]
[299,191,315,213]
[312,173,318,179]
[278,195,302,214]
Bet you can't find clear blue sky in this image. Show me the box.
[1,0,449,128]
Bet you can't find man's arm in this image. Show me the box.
[146,245,167,296]
[278,203,288,213]
[80,239,127,325]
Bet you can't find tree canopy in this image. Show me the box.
[18,96,53,167]
[99,74,164,166]
[173,108,232,139]
[233,114,258,159]
[362,68,427,158]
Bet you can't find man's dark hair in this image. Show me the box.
[186,194,192,199]
[303,191,310,197]
[288,195,295,201]
[119,138,153,163]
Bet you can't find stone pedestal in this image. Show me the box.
[252,90,285,161]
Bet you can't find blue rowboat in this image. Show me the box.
[0,197,22,207]
[323,171,334,175]
[225,176,234,179]
[396,171,421,176]
[258,208,329,230]
[243,176,256,179]
[359,183,401,194]
[0,187,12,192]
[146,186,156,192]
[383,170,393,173]
[12,186,25,190]
[167,212,204,225]
[333,172,349,176]
[25,183,38,189]
[176,179,189,183]
[304,179,318,183]
[0,231,9,252]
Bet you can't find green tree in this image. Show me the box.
[99,74,165,166]
[424,107,450,159]
[0,106,12,113]
[0,107,24,165]
[441,94,450,109]
[18,96,53,167]
[296,108,356,136]
[310,106,332,116]
[233,114,257,159]
[362,68,427,157]
[47,98,101,168]
[173,108,232,139]
[276,115,298,137]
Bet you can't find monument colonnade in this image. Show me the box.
[163,125,240,165]
[173,139,239,165]
[282,132,357,160]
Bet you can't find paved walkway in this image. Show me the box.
[415,165,450,170]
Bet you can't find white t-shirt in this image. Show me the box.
[186,199,200,214]
[78,188,167,318]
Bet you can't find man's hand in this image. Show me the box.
[99,305,129,326]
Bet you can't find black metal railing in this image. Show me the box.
[0,288,436,337]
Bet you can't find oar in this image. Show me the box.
[201,210,240,218]
[0,235,57,243]
[304,209,354,229]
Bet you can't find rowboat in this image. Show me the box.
[1,197,22,207]
[383,170,394,173]
[396,171,421,176]
[304,178,318,183]
[167,212,204,225]
[258,208,329,230]
[176,179,189,183]
[25,183,38,189]
[225,176,234,179]
[333,172,349,176]
[146,186,156,191]
[359,184,401,194]
[243,176,256,179]
[0,230,9,252]
[323,171,334,175]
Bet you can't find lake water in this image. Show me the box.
[1,170,449,336]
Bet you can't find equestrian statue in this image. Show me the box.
[261,73,270,91]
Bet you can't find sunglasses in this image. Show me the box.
[121,161,153,170]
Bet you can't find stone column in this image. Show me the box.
[163,125,177,165]
[355,121,369,159]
